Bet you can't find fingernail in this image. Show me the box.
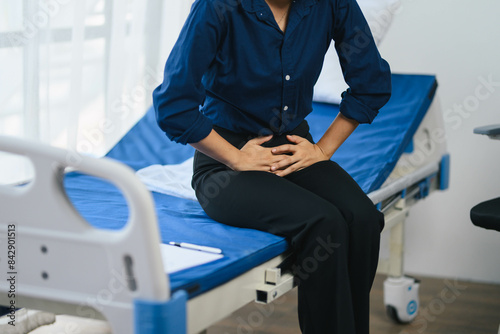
[272,148,276,152]
[271,166,276,171]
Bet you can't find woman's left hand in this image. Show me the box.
[270,135,330,177]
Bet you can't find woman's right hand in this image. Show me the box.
[230,135,287,172]
[191,130,287,173]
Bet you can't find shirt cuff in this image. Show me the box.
[339,90,379,124]
[173,112,213,145]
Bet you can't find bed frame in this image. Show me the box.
[0,97,449,333]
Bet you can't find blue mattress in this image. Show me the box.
[64,73,437,298]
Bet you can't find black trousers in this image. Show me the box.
[192,121,384,334]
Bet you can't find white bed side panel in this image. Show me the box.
[0,136,169,333]
[371,96,447,203]
[385,98,447,182]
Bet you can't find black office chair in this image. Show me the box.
[470,125,500,232]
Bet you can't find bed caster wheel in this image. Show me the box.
[383,276,420,323]
[386,304,411,324]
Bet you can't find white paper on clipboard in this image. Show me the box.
[159,244,224,274]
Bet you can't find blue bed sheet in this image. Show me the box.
[64,73,437,298]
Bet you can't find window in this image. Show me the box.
[0,0,192,184]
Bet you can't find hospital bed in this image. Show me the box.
[0,73,449,333]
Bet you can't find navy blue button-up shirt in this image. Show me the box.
[153,0,391,144]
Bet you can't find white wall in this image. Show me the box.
[379,0,500,284]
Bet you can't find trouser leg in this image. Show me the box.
[286,160,384,334]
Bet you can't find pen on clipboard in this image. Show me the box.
[169,242,223,254]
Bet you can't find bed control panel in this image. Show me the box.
[255,268,295,304]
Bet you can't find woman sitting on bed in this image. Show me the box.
[153,0,391,332]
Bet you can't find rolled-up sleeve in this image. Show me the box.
[332,0,392,124]
[152,0,221,144]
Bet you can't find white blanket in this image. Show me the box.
[136,157,198,201]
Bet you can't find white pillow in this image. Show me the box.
[313,0,401,105]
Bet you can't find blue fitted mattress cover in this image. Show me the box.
[64,73,437,298]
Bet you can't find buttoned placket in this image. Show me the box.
[255,0,317,134]
[279,0,302,134]
[281,53,292,133]
[279,30,289,134]
[255,2,289,133]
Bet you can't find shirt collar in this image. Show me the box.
[240,0,318,14]
[240,0,268,13]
